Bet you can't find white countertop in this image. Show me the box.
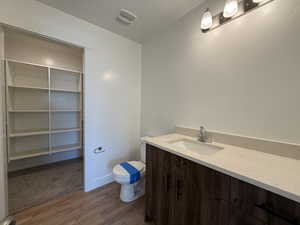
[144,133,300,203]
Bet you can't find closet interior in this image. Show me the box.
[3,27,84,214]
[7,60,82,160]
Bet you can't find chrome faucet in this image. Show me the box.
[198,126,208,142]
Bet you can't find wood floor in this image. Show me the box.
[14,182,152,225]
[8,158,83,214]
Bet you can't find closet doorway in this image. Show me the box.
[2,27,84,214]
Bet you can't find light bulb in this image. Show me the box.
[223,0,239,18]
[201,9,213,30]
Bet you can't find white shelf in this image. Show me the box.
[9,109,49,113]
[9,128,81,138]
[8,85,49,91]
[9,145,81,161]
[10,147,50,161]
[51,109,80,112]
[51,128,81,134]
[9,129,50,138]
[8,85,81,93]
[9,109,81,113]
[51,88,81,93]
[51,144,81,154]
[6,58,83,74]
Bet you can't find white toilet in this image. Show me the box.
[112,142,146,203]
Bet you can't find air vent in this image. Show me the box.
[117,9,137,25]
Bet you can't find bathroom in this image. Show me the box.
[0,0,299,225]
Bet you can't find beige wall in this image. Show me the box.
[142,0,300,145]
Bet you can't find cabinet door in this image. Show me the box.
[230,177,269,225]
[145,145,174,225]
[190,164,230,225]
[172,156,230,225]
[145,144,157,222]
[230,177,300,225]
[154,148,174,225]
[267,192,300,225]
[170,155,189,225]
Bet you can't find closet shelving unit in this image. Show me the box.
[5,59,83,161]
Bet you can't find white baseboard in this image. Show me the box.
[85,173,114,192]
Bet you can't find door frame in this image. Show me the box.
[0,25,8,220]
[0,25,86,217]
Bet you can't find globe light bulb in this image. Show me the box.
[201,9,213,30]
[223,0,239,18]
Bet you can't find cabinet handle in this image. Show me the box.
[175,158,181,167]
[166,175,172,192]
[254,204,299,225]
[176,180,183,200]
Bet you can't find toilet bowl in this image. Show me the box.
[112,141,146,202]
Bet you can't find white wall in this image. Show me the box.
[0,26,7,221]
[142,0,300,145]
[0,0,141,204]
[5,29,83,72]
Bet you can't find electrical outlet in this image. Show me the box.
[94,147,105,154]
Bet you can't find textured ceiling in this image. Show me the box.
[36,0,206,43]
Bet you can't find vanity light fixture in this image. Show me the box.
[201,0,274,33]
[223,0,239,18]
[201,9,213,31]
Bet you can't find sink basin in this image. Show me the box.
[169,139,223,155]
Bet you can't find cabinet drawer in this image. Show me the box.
[179,157,231,202]
[268,192,300,225]
[230,205,269,225]
[231,177,300,225]
[231,177,268,207]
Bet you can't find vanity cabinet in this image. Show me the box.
[145,144,230,225]
[145,144,300,225]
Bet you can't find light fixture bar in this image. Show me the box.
[201,0,274,33]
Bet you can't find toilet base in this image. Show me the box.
[120,177,145,203]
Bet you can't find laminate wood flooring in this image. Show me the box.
[14,182,152,225]
[8,158,83,214]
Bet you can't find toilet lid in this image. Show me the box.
[113,161,145,178]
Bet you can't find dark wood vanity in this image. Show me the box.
[145,144,300,225]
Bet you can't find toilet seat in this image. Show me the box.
[113,161,145,183]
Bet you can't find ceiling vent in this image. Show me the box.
[117,9,137,25]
